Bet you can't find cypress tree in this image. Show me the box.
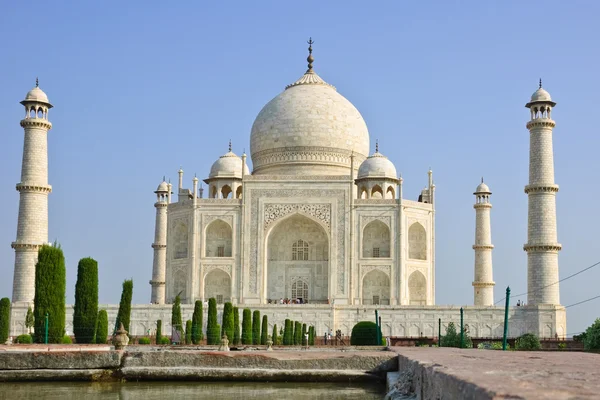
[261,315,268,345]
[0,298,10,344]
[252,310,261,345]
[309,326,315,345]
[221,302,234,342]
[191,301,203,344]
[115,279,133,333]
[156,320,162,344]
[241,308,252,345]
[301,323,307,346]
[233,307,240,345]
[95,310,108,344]
[206,298,219,345]
[272,324,278,345]
[283,319,291,345]
[185,320,192,344]
[33,244,66,343]
[294,321,302,345]
[73,257,98,344]
[25,306,34,334]
[171,295,183,343]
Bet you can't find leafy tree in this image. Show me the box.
[261,315,268,345]
[115,279,133,333]
[185,320,192,344]
[440,322,473,348]
[192,301,203,344]
[206,298,220,345]
[283,319,292,345]
[272,324,278,345]
[171,295,183,343]
[515,333,541,351]
[221,302,234,342]
[252,310,261,345]
[241,308,252,344]
[95,310,108,344]
[294,321,302,345]
[25,307,34,334]
[584,318,600,351]
[301,323,307,346]
[351,321,383,345]
[156,320,162,345]
[0,298,10,344]
[73,257,98,344]
[34,245,66,343]
[233,307,240,345]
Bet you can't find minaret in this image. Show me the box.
[472,179,495,306]
[524,80,561,305]
[150,179,169,304]
[11,80,53,304]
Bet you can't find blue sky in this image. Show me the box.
[1,1,599,336]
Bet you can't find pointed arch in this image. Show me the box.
[362,269,390,305]
[204,269,231,304]
[221,185,232,199]
[210,185,218,199]
[173,222,189,259]
[173,269,187,300]
[371,184,383,199]
[408,271,427,305]
[359,186,368,199]
[362,220,390,258]
[205,219,232,257]
[408,222,427,260]
[386,186,395,199]
[236,185,243,199]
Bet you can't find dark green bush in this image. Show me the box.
[95,310,108,344]
[221,302,234,342]
[241,308,252,345]
[33,245,66,343]
[261,315,268,345]
[0,298,10,344]
[115,279,133,333]
[73,257,99,344]
[233,307,240,345]
[515,333,541,351]
[160,336,170,345]
[15,334,33,344]
[138,337,151,345]
[192,301,203,344]
[294,321,301,345]
[584,318,600,351]
[283,319,292,345]
[185,320,192,344]
[62,335,72,344]
[252,310,261,345]
[301,323,307,346]
[272,324,278,345]
[350,321,383,345]
[156,320,162,344]
[207,298,219,345]
[25,306,34,334]
[171,295,183,343]
[440,322,473,348]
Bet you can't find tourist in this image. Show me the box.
[324,332,327,345]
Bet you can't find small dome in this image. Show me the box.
[474,181,491,194]
[24,86,50,104]
[155,181,169,193]
[209,151,250,179]
[357,151,397,180]
[530,87,551,103]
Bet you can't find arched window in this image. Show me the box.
[221,185,232,199]
[408,271,427,305]
[291,279,308,300]
[292,239,309,261]
[173,222,188,259]
[362,220,391,258]
[205,219,232,257]
[371,185,383,199]
[408,223,427,260]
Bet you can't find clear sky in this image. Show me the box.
[1,1,599,336]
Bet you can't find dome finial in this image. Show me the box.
[375,139,379,153]
[228,139,232,152]
[481,176,484,183]
[307,37,315,72]
[35,77,39,88]
[539,78,542,89]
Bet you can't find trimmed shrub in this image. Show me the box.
[440,322,473,348]
[115,279,133,334]
[33,245,66,343]
[583,318,600,351]
[185,320,192,344]
[301,323,307,346]
[171,295,183,343]
[160,336,170,345]
[272,324,278,345]
[207,298,219,345]
[294,321,302,345]
[192,301,203,344]
[221,302,234,342]
[138,337,151,345]
[95,310,108,344]
[15,334,33,344]
[156,320,162,344]
[73,257,99,344]
[283,319,292,345]
[62,335,72,344]
[350,321,382,345]
[515,333,541,351]
[241,308,252,345]
[25,306,34,334]
[0,298,10,344]
[261,315,268,345]
[309,326,315,345]
[233,307,240,345]
[252,310,261,345]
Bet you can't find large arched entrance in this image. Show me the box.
[408,271,427,305]
[362,269,390,305]
[266,214,329,303]
[204,269,231,304]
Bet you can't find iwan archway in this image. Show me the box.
[265,213,329,303]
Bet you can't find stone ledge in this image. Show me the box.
[0,350,121,370]
[0,369,112,382]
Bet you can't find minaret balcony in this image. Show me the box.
[524,184,559,194]
[20,119,52,129]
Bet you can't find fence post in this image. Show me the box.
[44,312,49,344]
[438,318,441,347]
[375,310,380,345]
[460,307,464,349]
[503,286,511,351]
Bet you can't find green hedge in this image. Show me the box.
[156,320,162,344]
[252,310,261,345]
[115,279,133,333]
[441,322,473,348]
[15,334,33,344]
[25,307,34,334]
[207,298,220,345]
[261,315,268,345]
[95,310,108,344]
[138,337,151,345]
[185,320,192,344]
[0,298,10,344]
[350,321,382,345]
[241,308,252,345]
[272,324,278,345]
[73,257,98,344]
[583,318,600,351]
[515,333,541,350]
[62,335,72,344]
[160,336,170,345]
[222,302,234,342]
[34,245,66,343]
[192,301,203,344]
[283,319,292,345]
[171,295,183,342]
[301,323,307,346]
[294,321,301,345]
[233,307,240,345]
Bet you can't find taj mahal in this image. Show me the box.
[7,41,566,339]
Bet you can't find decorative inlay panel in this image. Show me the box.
[203,264,232,278]
[264,203,331,231]
[360,215,391,229]
[361,265,391,279]
[202,215,234,230]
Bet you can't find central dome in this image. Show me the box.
[250,64,370,175]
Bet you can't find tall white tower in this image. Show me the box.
[11,80,53,304]
[150,179,169,304]
[524,81,561,306]
[472,179,494,306]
